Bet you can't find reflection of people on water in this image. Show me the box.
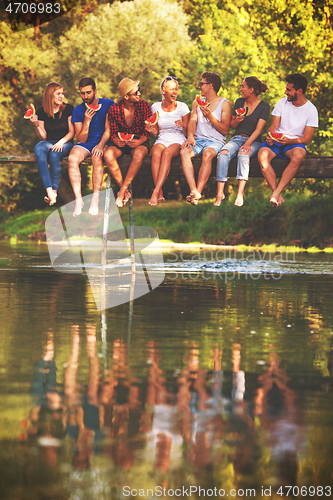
[100,339,142,470]
[177,344,224,470]
[254,346,304,486]
[231,343,246,414]
[142,341,182,472]
[64,324,104,471]
[27,330,65,465]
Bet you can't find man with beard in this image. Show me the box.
[68,77,114,216]
[96,77,151,208]
[258,73,318,207]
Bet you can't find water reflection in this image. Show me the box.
[1,244,333,498]
[16,332,323,498]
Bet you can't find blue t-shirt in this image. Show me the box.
[71,98,114,146]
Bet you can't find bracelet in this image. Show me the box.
[34,124,39,128]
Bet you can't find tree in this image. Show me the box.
[0,0,193,209]
[56,0,193,103]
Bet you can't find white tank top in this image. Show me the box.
[194,97,227,143]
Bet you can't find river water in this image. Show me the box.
[0,242,332,499]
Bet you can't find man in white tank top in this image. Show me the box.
[258,73,318,207]
[180,72,232,205]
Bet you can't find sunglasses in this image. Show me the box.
[199,81,210,87]
[128,85,141,96]
[164,76,178,82]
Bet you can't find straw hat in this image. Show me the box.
[117,78,140,97]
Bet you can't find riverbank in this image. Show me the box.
[1,190,333,250]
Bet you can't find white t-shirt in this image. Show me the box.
[151,101,190,146]
[272,97,318,139]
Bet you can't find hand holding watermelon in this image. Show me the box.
[24,104,39,127]
[24,103,36,119]
[195,95,210,108]
[84,102,100,122]
[267,131,286,144]
[235,107,248,117]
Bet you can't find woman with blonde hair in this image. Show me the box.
[147,76,190,205]
[28,82,74,205]
[214,76,270,207]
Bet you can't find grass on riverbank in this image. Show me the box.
[1,190,333,250]
[121,190,333,249]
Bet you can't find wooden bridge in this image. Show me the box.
[1,153,332,201]
[1,153,332,177]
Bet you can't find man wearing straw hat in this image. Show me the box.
[95,77,152,207]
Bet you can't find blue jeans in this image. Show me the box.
[34,140,73,190]
[216,135,261,182]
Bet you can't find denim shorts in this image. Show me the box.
[75,142,97,154]
[192,137,225,156]
[260,141,307,159]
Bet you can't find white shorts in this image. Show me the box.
[153,133,186,148]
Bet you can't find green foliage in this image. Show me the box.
[178,0,333,153]
[122,191,333,248]
[56,0,193,103]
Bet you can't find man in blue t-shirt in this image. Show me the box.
[69,77,114,216]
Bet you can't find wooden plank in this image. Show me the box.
[1,154,333,178]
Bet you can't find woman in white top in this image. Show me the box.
[147,77,190,206]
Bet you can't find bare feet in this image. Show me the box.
[45,188,57,206]
[270,192,285,207]
[213,194,225,207]
[115,194,124,207]
[73,198,84,217]
[186,190,202,205]
[116,188,132,207]
[149,191,159,206]
[88,193,99,215]
[157,190,165,203]
[44,195,57,206]
[123,190,131,205]
[234,194,244,207]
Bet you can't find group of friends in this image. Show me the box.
[28,72,319,216]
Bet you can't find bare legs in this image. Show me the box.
[258,146,306,207]
[234,180,246,207]
[104,145,148,207]
[149,143,180,206]
[68,146,107,217]
[68,146,89,217]
[180,147,217,205]
[88,156,104,216]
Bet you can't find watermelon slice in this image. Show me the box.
[196,95,210,107]
[235,107,248,117]
[268,131,285,141]
[85,103,102,111]
[24,103,35,119]
[145,111,159,126]
[118,132,134,141]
